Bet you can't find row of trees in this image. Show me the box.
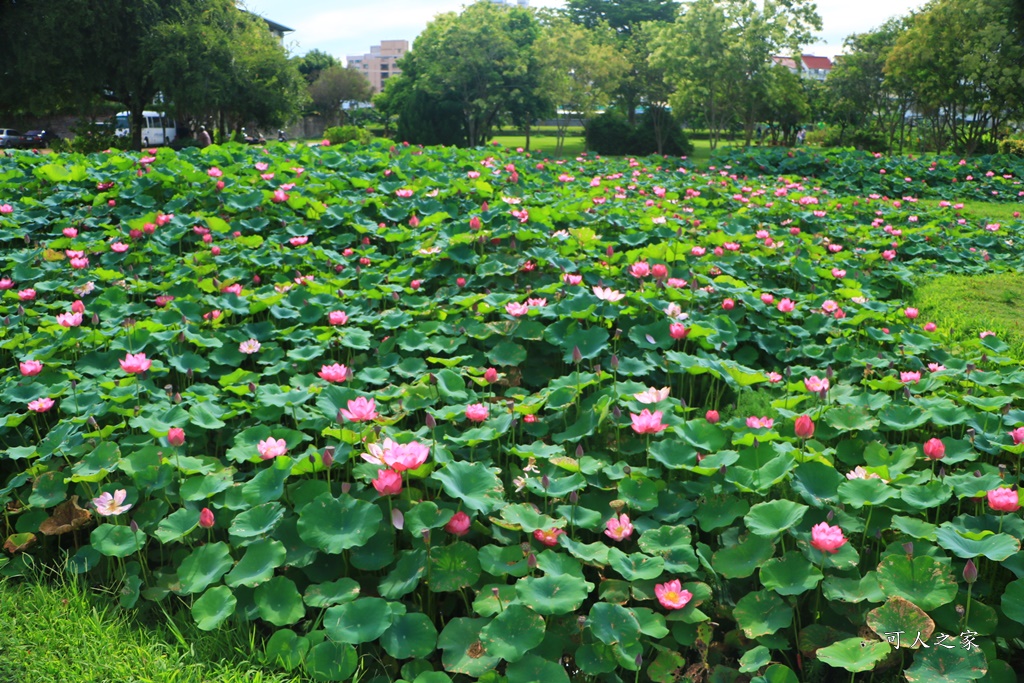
[377,0,1024,155]
[0,0,306,149]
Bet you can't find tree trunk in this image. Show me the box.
[131,105,145,151]
[525,122,531,151]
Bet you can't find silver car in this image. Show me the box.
[0,129,28,149]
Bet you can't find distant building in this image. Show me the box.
[772,55,833,81]
[347,40,409,94]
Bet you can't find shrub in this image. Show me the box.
[586,110,693,157]
[323,125,373,146]
[998,138,1024,156]
[585,111,632,156]
[55,118,120,154]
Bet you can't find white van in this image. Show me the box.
[114,111,177,146]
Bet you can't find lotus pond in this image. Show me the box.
[2,142,1024,683]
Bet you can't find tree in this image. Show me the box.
[298,49,341,85]
[396,1,544,148]
[309,66,374,125]
[536,18,628,153]
[885,0,1024,154]
[564,0,680,34]
[149,1,306,139]
[651,0,821,148]
[825,19,911,151]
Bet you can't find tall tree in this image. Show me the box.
[565,0,680,33]
[298,50,341,85]
[397,1,544,147]
[885,0,1024,154]
[536,17,628,153]
[308,66,375,126]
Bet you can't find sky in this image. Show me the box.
[244,0,930,63]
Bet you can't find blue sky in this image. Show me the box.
[244,0,929,62]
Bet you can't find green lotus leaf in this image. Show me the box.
[191,585,236,631]
[607,548,665,580]
[817,638,891,673]
[90,524,146,558]
[499,503,565,533]
[739,645,772,673]
[380,549,427,599]
[381,612,439,660]
[934,524,1021,561]
[744,500,809,538]
[428,541,481,592]
[224,538,286,588]
[255,575,305,626]
[153,508,200,544]
[903,640,988,682]
[506,653,571,683]
[264,629,310,671]
[637,525,698,573]
[177,541,233,595]
[837,478,899,508]
[516,573,592,615]
[711,535,775,579]
[480,604,546,663]
[695,497,749,531]
[305,641,358,682]
[296,493,382,554]
[760,551,823,596]
[588,602,643,670]
[324,597,395,644]
[438,617,500,677]
[431,461,506,515]
[876,554,957,610]
[229,502,286,545]
[733,590,793,638]
[303,577,360,608]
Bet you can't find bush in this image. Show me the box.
[585,112,632,156]
[323,125,373,146]
[169,137,198,151]
[55,118,120,154]
[586,110,693,157]
[998,138,1024,156]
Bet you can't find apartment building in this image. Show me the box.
[771,55,834,82]
[346,40,409,94]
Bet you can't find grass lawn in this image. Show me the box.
[915,198,1022,223]
[914,272,1024,359]
[0,576,300,683]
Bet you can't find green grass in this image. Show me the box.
[914,272,1024,359]
[0,574,303,683]
[491,134,587,157]
[915,199,1022,222]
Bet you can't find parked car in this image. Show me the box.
[22,130,60,147]
[0,129,28,149]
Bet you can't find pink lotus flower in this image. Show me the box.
[445,511,472,536]
[928,363,945,372]
[239,339,261,354]
[923,438,945,460]
[340,397,377,421]
[387,441,430,472]
[987,487,1020,512]
[533,528,565,547]
[882,250,896,261]
[746,416,774,429]
[272,189,289,203]
[705,410,719,423]
[0,278,13,289]
[110,242,129,253]
[904,307,919,319]
[761,293,775,305]
[257,437,288,460]
[56,312,83,328]
[669,323,689,340]
[1009,427,1024,445]
[691,246,706,256]
[593,286,625,302]
[630,409,667,434]
[651,264,668,279]
[722,298,735,310]
[635,387,670,404]
[629,261,651,278]
[794,415,815,439]
[207,167,223,178]
[70,257,89,269]
[980,330,995,339]
[563,273,582,285]
[831,268,846,279]
[0,204,13,214]
[604,513,634,541]
[505,302,530,317]
[63,227,78,238]
[199,508,215,528]
[20,360,42,376]
[804,376,829,393]
[466,403,489,422]
[767,372,783,383]
[526,297,547,308]
[93,489,132,516]
[328,310,348,325]
[28,397,54,413]
[317,363,349,383]
[395,189,413,198]
[372,469,403,496]
[654,579,693,610]
[289,236,308,246]
[167,427,185,446]
[120,352,151,374]
[810,522,847,554]
[924,322,937,332]
[900,371,921,384]
[18,289,36,301]
[469,216,482,230]
[777,298,795,313]
[484,368,499,384]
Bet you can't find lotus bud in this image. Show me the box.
[572,345,582,363]
[527,552,537,568]
[606,245,614,257]
[17,305,24,316]
[569,490,579,504]
[964,559,978,584]
[492,587,500,598]
[955,604,965,616]
[426,414,436,429]
[614,329,622,340]
[593,364,601,374]
[575,444,584,458]
[610,354,619,370]
[719,465,727,475]
[903,542,914,556]
[87,416,98,429]
[938,466,945,478]
[826,510,834,521]
[186,368,193,380]
[130,520,139,533]
[247,383,256,394]
[179,331,186,343]
[635,654,643,668]
[374,424,382,437]
[341,482,351,494]
[322,448,334,469]
[542,475,550,490]
[612,406,622,419]
[173,392,182,404]
[622,466,631,475]
[422,529,430,544]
